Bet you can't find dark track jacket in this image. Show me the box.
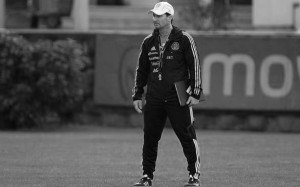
[132,26,202,102]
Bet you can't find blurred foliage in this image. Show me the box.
[182,0,231,30]
[0,33,90,129]
[5,0,28,10]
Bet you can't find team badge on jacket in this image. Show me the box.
[171,42,180,50]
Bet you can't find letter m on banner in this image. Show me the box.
[203,54,255,96]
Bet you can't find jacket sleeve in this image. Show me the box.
[132,40,150,101]
[183,32,202,100]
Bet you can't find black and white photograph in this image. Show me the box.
[0,0,300,186]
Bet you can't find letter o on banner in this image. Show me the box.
[260,55,293,98]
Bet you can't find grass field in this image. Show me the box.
[0,126,299,187]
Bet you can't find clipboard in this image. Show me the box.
[174,81,206,106]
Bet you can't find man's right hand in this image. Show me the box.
[133,100,143,114]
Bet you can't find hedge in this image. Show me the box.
[0,33,90,129]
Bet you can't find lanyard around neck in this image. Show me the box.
[159,36,168,70]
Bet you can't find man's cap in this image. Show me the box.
[148,2,174,16]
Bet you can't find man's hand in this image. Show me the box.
[186,96,199,107]
[133,100,143,114]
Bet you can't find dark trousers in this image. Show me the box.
[142,99,201,179]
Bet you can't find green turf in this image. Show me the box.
[0,126,299,187]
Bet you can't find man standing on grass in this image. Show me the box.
[132,2,202,186]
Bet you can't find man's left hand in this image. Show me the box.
[186,96,199,106]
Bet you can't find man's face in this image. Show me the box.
[152,13,170,29]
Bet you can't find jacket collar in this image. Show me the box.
[152,25,182,41]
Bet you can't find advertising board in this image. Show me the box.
[94,33,300,111]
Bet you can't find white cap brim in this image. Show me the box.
[148,9,167,16]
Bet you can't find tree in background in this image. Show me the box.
[192,0,231,30]
[0,33,90,129]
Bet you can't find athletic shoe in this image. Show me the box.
[133,175,152,186]
[184,174,200,186]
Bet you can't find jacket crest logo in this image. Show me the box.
[171,42,180,50]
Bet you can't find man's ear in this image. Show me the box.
[168,15,173,22]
